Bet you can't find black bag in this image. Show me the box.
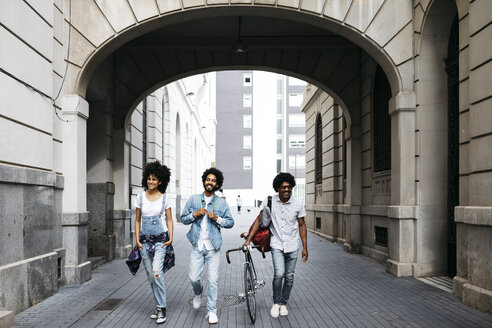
[126,245,141,275]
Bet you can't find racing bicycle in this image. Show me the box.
[226,238,266,323]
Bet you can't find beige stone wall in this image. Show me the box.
[0,0,65,171]
[359,55,392,262]
[304,86,348,244]
[304,87,343,243]
[0,0,68,316]
[304,56,393,263]
[455,0,492,312]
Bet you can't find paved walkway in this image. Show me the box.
[14,208,492,327]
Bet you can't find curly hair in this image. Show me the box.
[141,160,171,193]
[201,167,224,190]
[272,172,296,192]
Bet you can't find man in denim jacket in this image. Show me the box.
[181,167,234,324]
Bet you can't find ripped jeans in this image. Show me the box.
[141,242,167,308]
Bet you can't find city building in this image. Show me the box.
[215,71,306,207]
[129,74,216,228]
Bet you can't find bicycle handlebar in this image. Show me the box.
[226,245,265,264]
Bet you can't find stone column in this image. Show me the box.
[344,125,362,253]
[61,95,91,285]
[86,100,116,263]
[386,92,417,277]
[113,128,132,258]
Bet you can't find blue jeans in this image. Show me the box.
[140,215,168,308]
[141,242,167,308]
[189,247,220,313]
[271,248,298,305]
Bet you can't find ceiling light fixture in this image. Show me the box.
[231,16,248,53]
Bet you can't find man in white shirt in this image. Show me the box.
[244,172,308,318]
[181,168,234,324]
[236,195,243,213]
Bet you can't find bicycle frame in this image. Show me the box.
[226,244,265,323]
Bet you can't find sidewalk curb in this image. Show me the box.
[0,311,13,328]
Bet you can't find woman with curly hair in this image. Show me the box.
[135,160,174,324]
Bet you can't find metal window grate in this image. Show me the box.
[315,113,322,183]
[342,117,347,179]
[373,66,391,172]
[142,98,147,166]
[95,298,123,311]
[375,226,388,247]
[57,257,62,279]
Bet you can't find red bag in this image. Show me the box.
[250,226,271,252]
[249,196,272,252]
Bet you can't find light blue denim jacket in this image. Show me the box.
[181,193,234,250]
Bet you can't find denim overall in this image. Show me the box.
[140,193,168,308]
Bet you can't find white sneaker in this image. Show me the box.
[280,305,288,316]
[193,295,201,309]
[150,308,158,319]
[270,304,280,318]
[207,311,218,324]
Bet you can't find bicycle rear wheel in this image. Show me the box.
[244,262,256,323]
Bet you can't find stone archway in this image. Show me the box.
[67,3,410,107]
[60,1,414,285]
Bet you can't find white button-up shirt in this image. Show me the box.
[260,194,306,253]
[198,195,214,251]
[197,195,225,251]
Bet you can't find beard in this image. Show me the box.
[204,183,219,192]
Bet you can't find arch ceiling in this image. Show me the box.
[74,5,411,127]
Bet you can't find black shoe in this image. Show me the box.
[156,307,166,324]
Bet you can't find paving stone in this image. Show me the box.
[13,208,492,327]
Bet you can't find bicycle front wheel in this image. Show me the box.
[244,262,256,323]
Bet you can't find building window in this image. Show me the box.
[276,119,283,134]
[277,78,283,95]
[288,76,307,86]
[243,73,252,86]
[289,134,305,148]
[243,114,252,128]
[373,66,392,172]
[288,93,303,107]
[243,156,252,170]
[289,114,305,128]
[289,155,305,169]
[276,159,282,173]
[276,97,283,114]
[342,116,347,179]
[315,113,322,184]
[142,98,147,166]
[276,138,282,154]
[162,87,169,162]
[243,135,252,149]
[243,94,252,107]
